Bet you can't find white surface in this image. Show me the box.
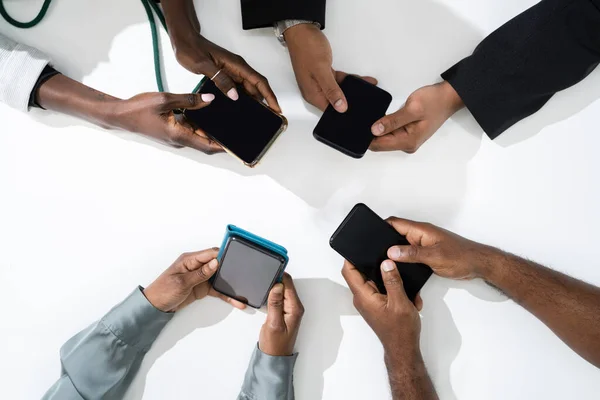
[1,0,600,399]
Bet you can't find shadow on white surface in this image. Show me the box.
[419,276,508,400]
[495,68,600,148]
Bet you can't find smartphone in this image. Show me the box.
[212,235,287,308]
[313,75,392,158]
[330,203,432,300]
[184,79,287,167]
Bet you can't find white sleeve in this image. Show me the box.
[0,32,51,112]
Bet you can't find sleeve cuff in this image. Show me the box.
[101,286,174,352]
[240,344,298,400]
[0,43,51,112]
[241,0,326,30]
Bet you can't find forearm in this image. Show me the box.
[162,0,201,47]
[384,347,438,400]
[481,248,600,367]
[36,74,120,129]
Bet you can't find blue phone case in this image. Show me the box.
[217,225,288,283]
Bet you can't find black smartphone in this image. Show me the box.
[313,75,392,158]
[211,235,286,308]
[330,203,432,300]
[184,79,287,167]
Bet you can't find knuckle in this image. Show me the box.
[292,303,305,318]
[269,298,284,308]
[168,128,185,144]
[170,274,186,288]
[406,100,425,118]
[156,92,170,105]
[195,267,208,280]
[384,276,403,288]
[403,141,419,154]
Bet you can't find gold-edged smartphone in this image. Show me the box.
[184,80,287,168]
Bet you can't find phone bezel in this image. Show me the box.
[212,235,286,308]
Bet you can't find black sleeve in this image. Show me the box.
[441,0,600,139]
[29,65,60,109]
[240,0,326,30]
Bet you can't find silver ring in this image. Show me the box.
[210,70,222,81]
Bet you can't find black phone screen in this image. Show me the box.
[185,80,285,166]
[313,76,392,158]
[330,203,432,300]
[212,236,284,308]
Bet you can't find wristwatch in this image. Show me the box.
[274,19,322,46]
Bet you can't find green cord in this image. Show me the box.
[0,0,206,93]
[0,0,53,29]
[140,0,205,93]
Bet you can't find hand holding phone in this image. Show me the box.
[330,204,432,301]
[185,80,287,167]
[314,76,392,158]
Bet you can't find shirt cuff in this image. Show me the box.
[101,286,174,352]
[29,65,60,109]
[240,344,298,400]
[0,43,50,112]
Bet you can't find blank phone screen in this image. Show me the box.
[313,76,392,158]
[330,203,432,300]
[212,236,284,308]
[185,80,285,166]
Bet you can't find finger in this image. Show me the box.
[414,293,424,311]
[203,63,239,101]
[253,76,281,113]
[281,274,304,319]
[385,217,419,237]
[180,248,220,270]
[185,258,219,286]
[387,245,436,266]
[242,80,263,103]
[162,93,215,111]
[266,283,285,329]
[380,260,410,306]
[209,287,247,310]
[369,128,422,153]
[341,260,377,297]
[334,70,378,86]
[315,67,347,113]
[372,106,419,137]
[183,127,225,155]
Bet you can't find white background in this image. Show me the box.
[1,0,600,399]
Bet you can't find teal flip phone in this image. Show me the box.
[212,225,288,308]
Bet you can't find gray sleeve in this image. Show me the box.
[41,287,173,400]
[0,32,51,112]
[238,344,298,400]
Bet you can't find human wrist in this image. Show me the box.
[283,22,320,44]
[440,80,464,116]
[466,242,508,281]
[384,344,425,372]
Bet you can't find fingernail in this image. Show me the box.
[208,259,218,270]
[272,284,284,294]
[382,260,396,272]
[372,123,385,136]
[389,247,401,259]
[201,93,215,102]
[334,99,347,112]
[227,88,239,101]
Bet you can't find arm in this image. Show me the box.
[342,261,438,400]
[43,249,246,399]
[385,218,600,368]
[370,0,600,153]
[240,0,327,30]
[1,32,222,153]
[42,288,173,400]
[238,274,304,400]
[442,0,600,139]
[481,250,600,367]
